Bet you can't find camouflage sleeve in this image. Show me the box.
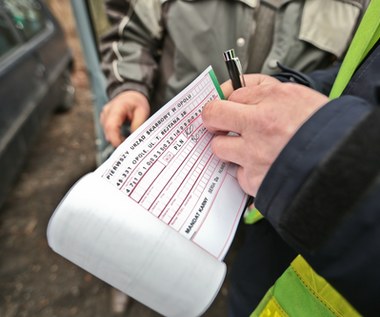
[100,0,164,101]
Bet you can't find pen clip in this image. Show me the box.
[234,57,246,87]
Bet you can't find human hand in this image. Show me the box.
[100,91,150,147]
[202,74,329,196]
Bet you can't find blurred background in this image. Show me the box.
[0,1,231,316]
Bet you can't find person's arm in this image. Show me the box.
[100,0,163,100]
[255,99,380,316]
[99,0,163,146]
[255,95,375,250]
[202,75,380,315]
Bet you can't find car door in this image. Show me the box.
[0,0,49,206]
[24,1,74,112]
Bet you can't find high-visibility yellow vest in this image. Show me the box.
[247,1,380,315]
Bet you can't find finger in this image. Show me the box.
[220,74,265,97]
[210,134,246,166]
[202,99,251,135]
[242,73,275,86]
[106,124,124,147]
[103,110,126,147]
[220,73,276,98]
[130,106,150,132]
[220,80,234,98]
[236,166,258,197]
[100,104,123,146]
[228,81,277,106]
[99,104,109,126]
[236,166,251,195]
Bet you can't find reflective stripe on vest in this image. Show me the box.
[244,206,264,224]
[250,256,361,317]
[329,0,380,99]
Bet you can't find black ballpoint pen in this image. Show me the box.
[224,49,253,208]
[223,49,246,90]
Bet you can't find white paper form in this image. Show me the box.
[95,67,247,260]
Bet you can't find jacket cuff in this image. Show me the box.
[271,63,340,95]
[255,96,375,251]
[108,82,150,102]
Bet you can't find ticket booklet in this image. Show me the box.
[47,66,247,317]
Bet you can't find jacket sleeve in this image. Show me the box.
[100,0,163,100]
[255,97,380,316]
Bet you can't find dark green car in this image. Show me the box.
[0,0,74,208]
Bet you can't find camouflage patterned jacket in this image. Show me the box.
[100,0,366,113]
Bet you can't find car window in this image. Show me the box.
[0,13,20,58]
[3,0,46,40]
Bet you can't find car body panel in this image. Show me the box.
[0,0,74,208]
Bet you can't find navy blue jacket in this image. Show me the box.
[256,42,380,316]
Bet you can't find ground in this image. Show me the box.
[0,2,235,316]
